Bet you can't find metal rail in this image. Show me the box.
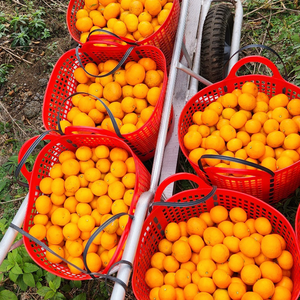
[110,0,190,298]
[0,1,243,300]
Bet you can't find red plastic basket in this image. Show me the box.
[66,0,180,66]
[295,202,300,252]
[132,172,300,300]
[42,37,168,161]
[178,56,300,204]
[19,128,151,280]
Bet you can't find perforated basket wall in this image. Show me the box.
[66,0,180,66]
[23,133,151,280]
[42,44,168,161]
[178,56,300,204]
[132,175,300,300]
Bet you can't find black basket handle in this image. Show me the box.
[225,44,288,80]
[56,91,123,139]
[9,212,134,282]
[75,31,137,79]
[150,173,217,211]
[198,154,275,177]
[15,130,60,188]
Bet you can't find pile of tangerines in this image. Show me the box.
[28,145,135,274]
[75,0,174,44]
[145,206,294,300]
[184,81,300,173]
[59,57,164,134]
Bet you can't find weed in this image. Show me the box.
[0,64,14,87]
[0,246,43,292]
[9,7,50,48]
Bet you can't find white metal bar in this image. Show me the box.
[149,0,190,192]
[0,194,28,264]
[110,1,190,298]
[189,0,212,98]
[228,0,243,71]
[177,63,213,86]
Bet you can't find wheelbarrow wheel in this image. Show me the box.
[200,4,234,84]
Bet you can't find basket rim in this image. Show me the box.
[66,0,180,45]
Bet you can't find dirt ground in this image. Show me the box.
[0,0,75,166]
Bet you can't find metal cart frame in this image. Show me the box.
[0,0,243,299]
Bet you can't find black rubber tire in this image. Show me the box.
[200,4,234,84]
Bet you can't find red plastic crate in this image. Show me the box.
[132,173,300,300]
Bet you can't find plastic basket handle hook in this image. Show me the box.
[152,172,217,208]
[15,131,60,188]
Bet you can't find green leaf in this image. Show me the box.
[44,290,55,300]
[46,272,56,283]
[73,280,82,288]
[7,253,14,264]
[16,276,28,291]
[11,264,23,275]
[0,273,3,282]
[36,282,42,289]
[9,272,18,282]
[291,34,300,43]
[37,286,52,297]
[54,292,66,300]
[23,273,35,287]
[0,260,13,272]
[0,290,18,300]
[49,281,56,291]
[73,293,86,300]
[23,262,39,273]
[52,276,61,290]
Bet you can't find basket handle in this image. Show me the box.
[9,220,131,289]
[226,44,288,80]
[76,36,135,79]
[86,29,139,46]
[15,130,60,188]
[198,155,275,178]
[152,172,217,208]
[226,55,285,81]
[83,212,134,274]
[56,91,123,139]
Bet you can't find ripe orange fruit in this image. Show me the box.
[201,109,219,126]
[241,264,261,285]
[183,131,202,151]
[125,63,146,85]
[172,240,192,263]
[241,292,263,300]
[165,222,181,242]
[261,235,282,259]
[239,236,261,258]
[276,250,293,270]
[186,217,207,236]
[197,259,217,277]
[238,93,256,111]
[269,94,289,110]
[260,261,283,283]
[266,131,285,148]
[211,244,229,264]
[203,227,224,246]
[246,140,265,159]
[241,81,259,97]
[212,269,231,289]
[287,98,300,116]
[46,245,65,264]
